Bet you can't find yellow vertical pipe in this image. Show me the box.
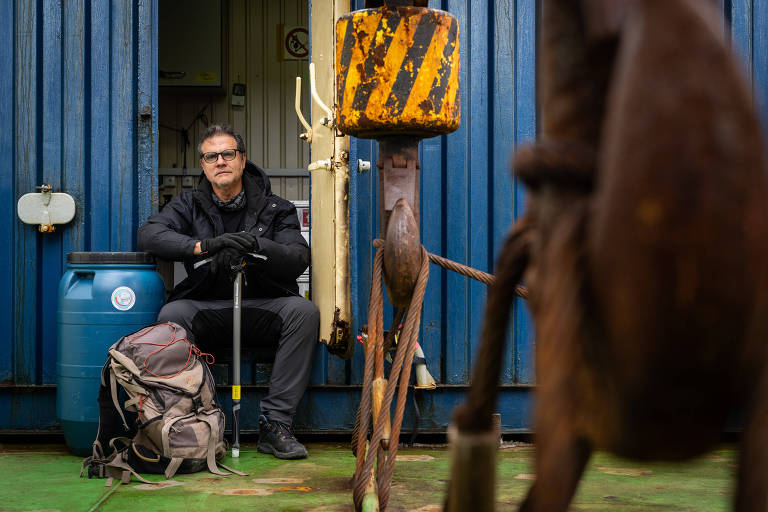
[310,0,352,357]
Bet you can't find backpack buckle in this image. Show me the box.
[87,461,107,479]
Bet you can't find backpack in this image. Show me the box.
[81,322,246,485]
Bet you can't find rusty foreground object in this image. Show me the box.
[448,0,768,511]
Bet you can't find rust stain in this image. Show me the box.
[218,488,274,496]
[355,29,369,45]
[134,481,185,491]
[278,486,312,492]
[595,466,653,477]
[294,462,331,470]
[418,98,434,115]
[373,43,387,67]
[251,477,304,484]
[395,454,434,462]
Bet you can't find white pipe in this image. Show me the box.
[294,77,312,142]
[309,62,334,123]
[308,159,333,171]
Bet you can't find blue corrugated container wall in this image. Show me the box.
[1,0,768,433]
[0,0,158,430]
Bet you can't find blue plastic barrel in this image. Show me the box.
[57,252,165,456]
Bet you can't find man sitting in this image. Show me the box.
[138,123,318,459]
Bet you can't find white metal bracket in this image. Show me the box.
[17,184,76,233]
[309,62,334,128]
[295,76,312,143]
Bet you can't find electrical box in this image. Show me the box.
[292,200,310,299]
[159,0,226,94]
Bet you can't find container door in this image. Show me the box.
[0,0,158,430]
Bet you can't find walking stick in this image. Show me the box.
[194,251,267,459]
[231,268,243,458]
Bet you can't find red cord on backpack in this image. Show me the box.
[125,323,215,379]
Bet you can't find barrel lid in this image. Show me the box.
[66,252,156,264]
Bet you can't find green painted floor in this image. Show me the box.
[0,441,737,511]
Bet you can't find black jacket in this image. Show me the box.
[138,161,309,301]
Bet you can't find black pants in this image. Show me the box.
[157,295,320,426]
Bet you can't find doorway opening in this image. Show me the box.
[156,0,311,295]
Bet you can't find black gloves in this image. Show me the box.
[200,232,261,278]
[210,247,243,275]
[200,232,259,255]
[225,232,259,253]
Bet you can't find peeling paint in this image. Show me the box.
[134,481,185,491]
[395,454,435,462]
[217,488,274,496]
[335,7,460,138]
[252,477,305,484]
[595,467,653,477]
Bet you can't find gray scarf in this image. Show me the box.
[212,189,246,211]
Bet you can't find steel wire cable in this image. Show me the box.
[354,234,530,510]
[371,238,528,298]
[353,246,429,510]
[353,249,384,501]
[379,246,430,509]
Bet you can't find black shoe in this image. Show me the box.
[257,415,308,460]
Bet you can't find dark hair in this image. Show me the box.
[197,124,246,155]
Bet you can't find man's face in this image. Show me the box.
[200,134,246,191]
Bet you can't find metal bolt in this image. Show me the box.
[357,160,372,173]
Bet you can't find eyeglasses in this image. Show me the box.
[200,149,241,164]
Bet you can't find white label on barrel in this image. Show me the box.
[111,286,136,311]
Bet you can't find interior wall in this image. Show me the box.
[158,0,310,200]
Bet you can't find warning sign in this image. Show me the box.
[283,26,309,60]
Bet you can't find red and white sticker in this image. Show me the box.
[111,286,136,311]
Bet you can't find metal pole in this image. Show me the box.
[232,271,243,458]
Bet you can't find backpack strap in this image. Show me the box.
[160,412,195,455]
[164,457,184,479]
[157,414,188,479]
[131,440,161,463]
[109,371,129,430]
[104,451,156,485]
[198,414,237,476]
[81,437,132,479]
[217,462,248,477]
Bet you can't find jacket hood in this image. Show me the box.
[244,160,272,195]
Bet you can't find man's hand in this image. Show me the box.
[200,232,257,255]
[221,232,259,253]
[210,247,243,276]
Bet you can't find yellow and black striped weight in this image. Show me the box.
[335,6,460,139]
